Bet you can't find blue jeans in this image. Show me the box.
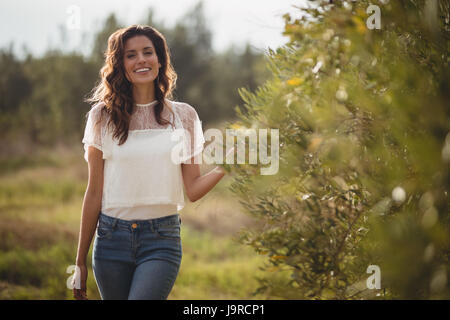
[92,212,182,300]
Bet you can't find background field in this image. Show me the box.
[0,140,270,300]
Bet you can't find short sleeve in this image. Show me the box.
[177,103,205,164]
[82,103,109,162]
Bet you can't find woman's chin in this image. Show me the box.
[131,78,155,86]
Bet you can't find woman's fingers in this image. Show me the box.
[72,265,88,300]
[73,288,88,300]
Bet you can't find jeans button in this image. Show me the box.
[132,223,137,229]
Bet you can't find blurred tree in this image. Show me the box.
[165,1,215,119]
[141,8,171,35]
[0,46,33,152]
[204,44,271,122]
[179,0,214,62]
[229,0,449,299]
[0,46,32,115]
[16,52,98,146]
[89,13,123,67]
[166,1,269,122]
[237,44,261,93]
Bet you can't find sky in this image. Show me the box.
[0,0,307,59]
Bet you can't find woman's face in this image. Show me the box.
[123,35,161,86]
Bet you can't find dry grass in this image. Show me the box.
[0,217,77,251]
[181,192,257,238]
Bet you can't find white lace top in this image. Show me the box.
[82,99,205,220]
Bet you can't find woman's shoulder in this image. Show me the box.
[88,101,109,118]
[90,100,107,112]
[84,101,111,130]
[167,99,199,119]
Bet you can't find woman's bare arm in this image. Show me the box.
[75,146,104,266]
[181,146,234,202]
[181,163,226,202]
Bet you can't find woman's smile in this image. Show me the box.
[124,35,160,84]
[135,67,151,74]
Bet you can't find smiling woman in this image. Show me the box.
[123,36,162,88]
[85,25,178,145]
[73,25,229,301]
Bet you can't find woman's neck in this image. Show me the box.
[132,83,156,104]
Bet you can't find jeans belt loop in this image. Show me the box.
[111,219,118,230]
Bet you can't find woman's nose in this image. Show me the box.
[137,52,146,63]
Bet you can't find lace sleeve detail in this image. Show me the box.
[176,102,205,164]
[82,102,110,162]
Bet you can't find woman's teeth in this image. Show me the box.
[135,68,150,73]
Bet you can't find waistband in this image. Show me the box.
[98,211,181,231]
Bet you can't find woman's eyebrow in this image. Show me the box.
[125,46,154,53]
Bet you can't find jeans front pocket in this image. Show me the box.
[96,220,113,240]
[156,224,181,240]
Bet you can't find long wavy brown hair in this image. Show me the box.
[85,25,177,145]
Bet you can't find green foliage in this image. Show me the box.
[89,13,123,66]
[230,0,449,299]
[0,48,32,114]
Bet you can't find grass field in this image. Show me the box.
[0,144,268,300]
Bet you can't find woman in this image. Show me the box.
[73,25,230,300]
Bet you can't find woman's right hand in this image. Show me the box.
[72,264,88,300]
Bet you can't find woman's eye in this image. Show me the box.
[126,52,151,58]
